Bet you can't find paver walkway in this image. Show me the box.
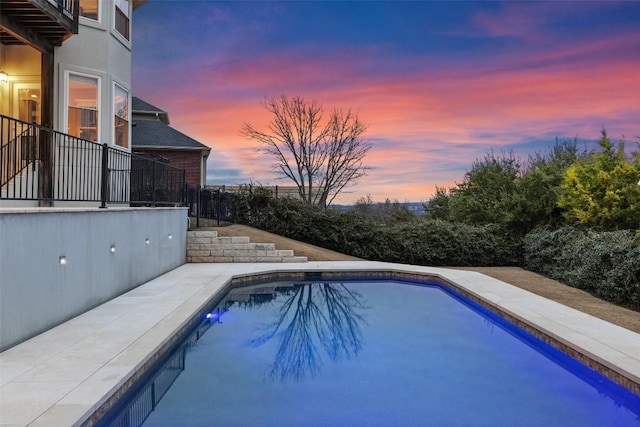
[211,224,640,334]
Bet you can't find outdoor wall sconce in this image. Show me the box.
[145,238,150,245]
[168,234,173,240]
[0,71,8,83]
[110,244,116,253]
[59,256,67,265]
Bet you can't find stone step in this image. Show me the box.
[188,230,219,238]
[186,230,307,263]
[283,256,308,263]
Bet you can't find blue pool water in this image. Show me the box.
[136,280,639,426]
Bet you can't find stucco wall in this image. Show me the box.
[53,2,134,146]
[0,207,188,351]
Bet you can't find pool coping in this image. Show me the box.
[1,261,639,426]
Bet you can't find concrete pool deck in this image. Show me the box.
[1,261,639,426]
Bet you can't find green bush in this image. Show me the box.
[523,227,640,309]
[424,142,584,235]
[521,227,584,281]
[558,131,640,230]
[235,190,639,308]
[235,190,520,266]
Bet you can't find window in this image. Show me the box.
[114,84,129,149]
[79,0,99,21]
[114,0,130,40]
[67,73,99,142]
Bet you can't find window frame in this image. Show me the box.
[65,71,101,143]
[112,82,130,150]
[79,0,101,24]
[113,0,131,42]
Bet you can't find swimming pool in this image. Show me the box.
[101,278,640,426]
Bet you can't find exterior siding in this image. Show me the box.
[53,1,134,149]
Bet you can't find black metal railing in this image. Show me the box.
[0,114,185,207]
[186,186,237,226]
[56,0,81,28]
[1,122,38,192]
[130,155,186,207]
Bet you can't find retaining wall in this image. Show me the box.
[0,207,188,351]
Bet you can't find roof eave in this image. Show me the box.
[133,146,211,153]
[133,0,148,11]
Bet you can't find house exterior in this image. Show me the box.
[132,96,211,187]
[1,0,147,205]
[1,0,146,144]
[0,1,190,353]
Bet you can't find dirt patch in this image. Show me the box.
[204,225,640,334]
[454,266,640,334]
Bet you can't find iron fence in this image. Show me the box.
[130,155,186,207]
[1,114,186,207]
[186,186,237,226]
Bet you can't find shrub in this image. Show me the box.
[558,131,640,230]
[235,191,639,308]
[523,227,640,309]
[522,227,583,281]
[235,191,521,266]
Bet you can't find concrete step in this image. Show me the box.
[186,230,307,263]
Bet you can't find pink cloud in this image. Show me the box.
[473,3,550,42]
[471,2,608,43]
[137,26,639,204]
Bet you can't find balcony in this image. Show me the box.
[1,114,187,207]
[0,0,79,52]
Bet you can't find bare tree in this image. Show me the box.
[241,95,371,207]
[246,283,367,382]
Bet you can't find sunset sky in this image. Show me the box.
[132,1,640,204]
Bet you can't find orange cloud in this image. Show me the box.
[136,27,639,204]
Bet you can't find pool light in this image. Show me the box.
[206,311,222,323]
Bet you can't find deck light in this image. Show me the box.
[59,256,67,265]
[0,71,8,83]
[110,244,116,253]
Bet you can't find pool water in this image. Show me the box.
[139,280,640,426]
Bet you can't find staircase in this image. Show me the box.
[1,116,40,201]
[1,165,39,200]
[187,230,307,263]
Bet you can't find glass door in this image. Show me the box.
[12,83,41,125]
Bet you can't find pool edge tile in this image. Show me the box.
[1,261,639,427]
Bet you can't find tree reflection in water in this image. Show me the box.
[233,283,368,382]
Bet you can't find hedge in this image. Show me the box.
[523,227,640,310]
[235,191,521,266]
[235,191,639,309]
